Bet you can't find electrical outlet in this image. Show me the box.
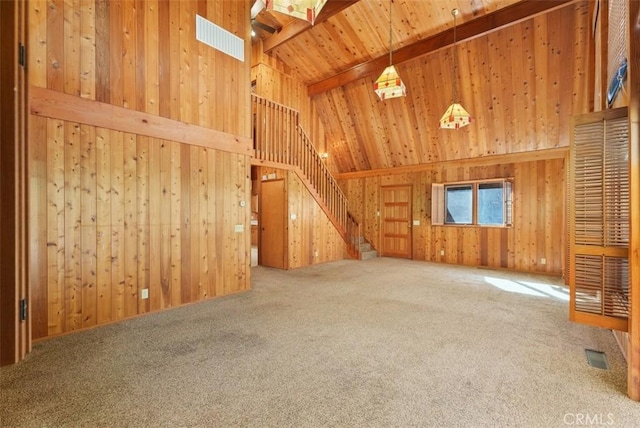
[314,250,319,258]
[141,288,149,299]
[540,258,546,265]
[440,249,445,256]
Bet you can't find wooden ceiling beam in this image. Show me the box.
[308,0,577,96]
[263,0,360,52]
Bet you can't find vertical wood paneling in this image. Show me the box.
[214,150,225,297]
[168,0,180,121]
[123,133,138,317]
[63,0,80,96]
[30,1,48,89]
[311,3,590,174]
[170,141,182,306]
[180,145,192,304]
[189,147,200,302]
[148,137,161,311]
[159,139,172,308]
[28,0,251,339]
[207,150,218,297]
[110,130,125,320]
[47,0,64,92]
[109,0,123,107]
[340,157,565,274]
[136,136,150,314]
[95,127,112,324]
[198,148,209,299]
[46,119,65,335]
[222,152,233,294]
[157,0,170,118]
[80,125,97,328]
[79,0,95,100]
[64,122,82,331]
[29,115,48,339]
[144,0,159,115]
[135,0,146,112]
[284,170,344,268]
[95,0,110,103]
[122,0,137,110]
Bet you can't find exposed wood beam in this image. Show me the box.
[263,0,360,52]
[308,0,576,96]
[335,148,568,180]
[30,86,253,155]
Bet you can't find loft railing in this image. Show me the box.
[252,94,361,258]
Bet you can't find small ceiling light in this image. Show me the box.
[439,9,472,130]
[374,0,406,101]
[251,29,256,37]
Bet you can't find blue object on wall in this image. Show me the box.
[607,58,627,107]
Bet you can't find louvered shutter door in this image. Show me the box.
[569,108,629,332]
[431,183,444,226]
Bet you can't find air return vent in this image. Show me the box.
[585,349,609,370]
[195,14,244,62]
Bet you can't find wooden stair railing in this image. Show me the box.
[252,94,362,258]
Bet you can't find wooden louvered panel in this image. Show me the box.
[574,255,629,318]
[569,107,629,332]
[603,256,629,318]
[574,254,604,314]
[604,118,630,247]
[573,122,604,246]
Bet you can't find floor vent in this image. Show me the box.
[585,349,609,370]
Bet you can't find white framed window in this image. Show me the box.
[431,179,513,227]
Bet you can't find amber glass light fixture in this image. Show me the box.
[439,8,472,129]
[374,0,406,101]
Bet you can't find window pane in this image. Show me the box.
[445,185,472,224]
[478,182,504,225]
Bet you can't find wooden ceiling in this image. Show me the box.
[253,0,592,173]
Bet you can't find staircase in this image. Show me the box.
[353,236,378,260]
[252,94,374,260]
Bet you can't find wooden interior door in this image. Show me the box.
[381,185,412,259]
[260,179,286,269]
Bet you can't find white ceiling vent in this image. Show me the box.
[196,14,245,62]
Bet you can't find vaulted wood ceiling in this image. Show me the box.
[254,0,592,173]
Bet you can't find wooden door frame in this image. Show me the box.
[0,0,30,365]
[379,184,413,259]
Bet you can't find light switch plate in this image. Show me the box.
[234,224,244,233]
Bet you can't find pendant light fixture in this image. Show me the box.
[439,8,472,129]
[374,0,406,101]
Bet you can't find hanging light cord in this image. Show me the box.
[388,0,393,66]
[452,9,458,103]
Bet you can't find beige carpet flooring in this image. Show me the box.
[2,258,639,427]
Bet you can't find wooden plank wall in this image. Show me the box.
[339,157,566,275]
[312,2,592,174]
[253,167,344,268]
[251,41,335,173]
[287,171,344,267]
[28,0,252,340]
